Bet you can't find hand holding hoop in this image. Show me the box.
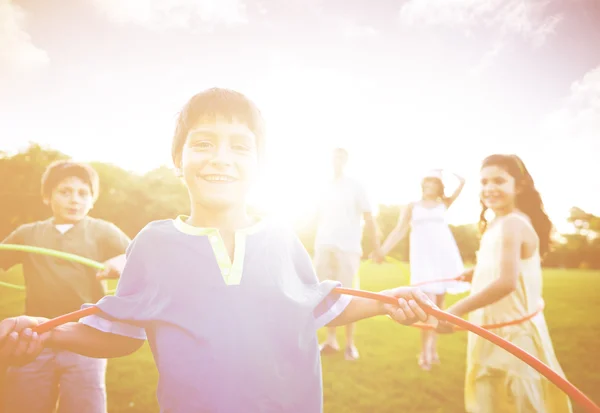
[0,244,598,412]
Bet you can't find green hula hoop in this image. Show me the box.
[0,280,25,291]
[0,245,404,293]
[0,244,115,294]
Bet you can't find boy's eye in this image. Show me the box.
[191,141,213,149]
[232,144,253,152]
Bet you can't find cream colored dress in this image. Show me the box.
[465,213,573,413]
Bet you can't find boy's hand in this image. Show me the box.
[0,316,50,366]
[96,254,126,280]
[380,287,435,325]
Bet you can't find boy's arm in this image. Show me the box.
[326,287,432,327]
[96,222,132,279]
[49,322,144,358]
[286,227,433,329]
[0,225,27,271]
[0,316,144,366]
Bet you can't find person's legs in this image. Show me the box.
[2,348,59,413]
[336,250,361,361]
[430,293,446,364]
[315,247,340,353]
[55,350,107,413]
[418,329,432,371]
[418,292,437,371]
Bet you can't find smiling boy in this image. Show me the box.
[0,88,434,413]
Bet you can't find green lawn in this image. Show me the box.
[1,263,599,412]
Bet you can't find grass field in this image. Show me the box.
[1,262,599,412]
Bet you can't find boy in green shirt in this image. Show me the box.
[0,160,130,413]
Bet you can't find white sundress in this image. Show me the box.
[409,202,470,295]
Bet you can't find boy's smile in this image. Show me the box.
[180,116,259,209]
[201,174,237,183]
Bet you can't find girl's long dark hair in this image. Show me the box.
[479,154,553,257]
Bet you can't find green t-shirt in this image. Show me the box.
[0,216,130,318]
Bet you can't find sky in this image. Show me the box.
[1,0,599,229]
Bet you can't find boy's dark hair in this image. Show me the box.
[478,154,553,256]
[41,160,100,202]
[171,87,266,168]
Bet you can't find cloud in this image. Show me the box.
[542,66,600,145]
[90,0,248,30]
[535,66,600,215]
[399,0,561,43]
[399,0,562,73]
[0,0,49,72]
[338,18,379,39]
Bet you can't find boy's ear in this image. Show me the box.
[43,197,50,206]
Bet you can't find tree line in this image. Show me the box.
[1,144,599,269]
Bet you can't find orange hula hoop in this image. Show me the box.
[2,248,598,411]
[25,289,599,413]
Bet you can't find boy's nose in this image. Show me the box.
[210,145,233,166]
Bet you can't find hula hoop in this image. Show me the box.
[19,289,598,413]
[1,245,599,412]
[0,280,25,291]
[0,244,105,270]
[0,244,116,294]
[335,288,600,413]
[366,256,470,288]
[0,245,570,330]
[410,299,545,331]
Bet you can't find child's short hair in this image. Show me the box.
[171,87,266,168]
[41,160,100,202]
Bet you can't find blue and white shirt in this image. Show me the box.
[81,216,352,413]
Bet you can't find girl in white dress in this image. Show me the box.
[373,169,469,370]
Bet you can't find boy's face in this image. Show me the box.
[45,176,94,224]
[180,116,259,210]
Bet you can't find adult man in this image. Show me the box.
[314,147,380,361]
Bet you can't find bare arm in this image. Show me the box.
[327,296,383,326]
[327,287,432,327]
[96,253,127,280]
[446,218,522,317]
[0,226,26,271]
[363,212,380,252]
[459,267,475,282]
[49,322,144,358]
[379,203,413,256]
[445,172,466,208]
[0,316,144,365]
